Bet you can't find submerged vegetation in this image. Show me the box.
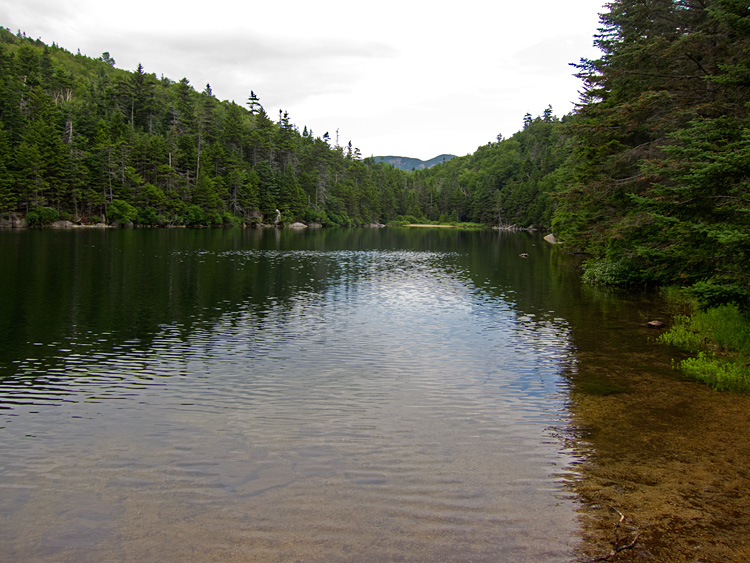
[1,0,749,388]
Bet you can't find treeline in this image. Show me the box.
[0,28,418,227]
[0,27,571,230]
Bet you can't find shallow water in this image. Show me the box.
[1,228,749,562]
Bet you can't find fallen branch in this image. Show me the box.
[589,506,641,562]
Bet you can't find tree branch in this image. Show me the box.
[588,506,641,562]
[684,53,710,76]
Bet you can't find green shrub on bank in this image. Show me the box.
[107,200,137,226]
[26,207,59,227]
[581,258,634,286]
[659,300,750,392]
[678,353,750,392]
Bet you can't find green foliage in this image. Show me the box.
[184,204,208,226]
[25,206,59,227]
[553,0,750,306]
[392,215,422,225]
[221,212,241,228]
[581,258,636,287]
[660,304,750,391]
[662,305,750,354]
[678,353,750,392]
[690,280,750,312]
[107,199,137,225]
[136,205,160,226]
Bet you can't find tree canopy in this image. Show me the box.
[553,0,750,305]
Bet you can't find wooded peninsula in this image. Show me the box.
[1,0,748,388]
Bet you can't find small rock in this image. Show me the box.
[647,320,665,328]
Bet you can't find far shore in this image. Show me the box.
[406,224,455,228]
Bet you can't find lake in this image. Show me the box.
[1,228,749,562]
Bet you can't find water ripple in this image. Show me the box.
[1,245,579,561]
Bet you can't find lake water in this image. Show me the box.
[2,228,749,562]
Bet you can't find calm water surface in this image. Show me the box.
[1,228,749,562]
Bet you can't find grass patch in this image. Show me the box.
[658,293,750,391]
[677,353,750,392]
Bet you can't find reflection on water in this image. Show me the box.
[0,230,579,562]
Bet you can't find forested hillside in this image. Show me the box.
[0,27,573,230]
[411,108,570,227]
[0,28,419,227]
[373,154,457,171]
[0,24,564,231]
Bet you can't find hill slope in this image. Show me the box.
[373,154,456,171]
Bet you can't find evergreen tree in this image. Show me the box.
[555,0,750,299]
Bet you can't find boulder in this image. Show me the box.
[0,214,26,228]
[50,220,76,229]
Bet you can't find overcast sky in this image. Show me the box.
[2,0,605,160]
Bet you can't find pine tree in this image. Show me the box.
[555,0,750,297]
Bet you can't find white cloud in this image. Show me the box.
[1,0,606,160]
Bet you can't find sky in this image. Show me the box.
[1,0,606,161]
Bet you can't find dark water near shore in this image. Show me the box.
[1,228,749,562]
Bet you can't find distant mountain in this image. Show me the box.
[373,154,457,171]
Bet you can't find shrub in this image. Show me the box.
[107,200,137,226]
[395,214,421,224]
[26,206,59,227]
[222,213,242,228]
[581,258,633,286]
[324,211,351,227]
[678,353,750,392]
[184,205,207,226]
[136,206,158,226]
[304,208,327,224]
